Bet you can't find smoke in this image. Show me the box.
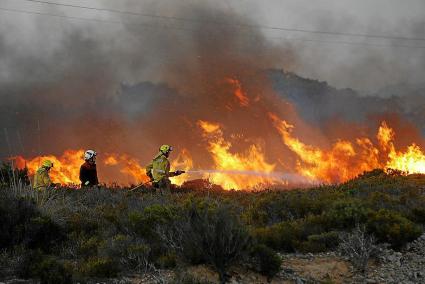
[0,1,297,174]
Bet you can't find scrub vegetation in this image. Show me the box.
[0,164,424,283]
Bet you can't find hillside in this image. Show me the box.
[1,167,425,283]
[269,70,425,136]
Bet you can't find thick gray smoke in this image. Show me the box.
[0,0,424,171]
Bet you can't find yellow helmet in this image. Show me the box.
[42,160,53,168]
[159,144,173,153]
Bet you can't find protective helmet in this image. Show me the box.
[84,150,97,161]
[42,160,53,168]
[159,144,173,153]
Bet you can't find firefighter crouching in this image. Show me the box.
[33,160,56,190]
[79,150,99,187]
[146,145,185,194]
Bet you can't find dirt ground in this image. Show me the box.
[128,254,353,283]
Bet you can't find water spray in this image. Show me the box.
[185,169,316,184]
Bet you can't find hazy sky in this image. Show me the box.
[0,0,424,92]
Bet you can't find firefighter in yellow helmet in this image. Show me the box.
[146,145,185,194]
[33,160,56,190]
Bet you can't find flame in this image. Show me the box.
[226,78,249,107]
[104,156,118,166]
[198,120,275,190]
[269,114,379,182]
[170,148,193,185]
[377,122,425,174]
[270,114,425,182]
[104,154,150,184]
[11,116,425,188]
[14,149,85,185]
[14,149,192,186]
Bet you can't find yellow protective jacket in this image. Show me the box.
[146,152,176,182]
[33,167,52,190]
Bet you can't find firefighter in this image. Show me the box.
[33,160,55,190]
[79,150,99,187]
[146,145,185,194]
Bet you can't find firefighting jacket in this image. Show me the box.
[33,167,52,190]
[146,152,177,182]
[79,161,99,186]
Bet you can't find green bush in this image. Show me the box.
[128,204,176,239]
[78,236,104,259]
[297,231,340,253]
[0,193,63,253]
[411,207,425,224]
[324,199,369,229]
[67,212,99,235]
[166,201,251,284]
[79,257,118,278]
[156,253,177,269]
[25,216,65,252]
[250,244,281,281]
[367,209,422,248]
[253,222,301,252]
[172,271,214,284]
[0,194,38,249]
[31,256,72,284]
[18,251,72,284]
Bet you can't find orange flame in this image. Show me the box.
[270,113,425,182]
[198,120,275,190]
[269,114,379,182]
[14,149,192,186]
[170,148,193,185]
[226,78,249,107]
[14,149,85,185]
[103,153,150,184]
[377,122,425,174]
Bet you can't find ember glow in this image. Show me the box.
[226,78,249,107]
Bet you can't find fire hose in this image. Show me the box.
[129,170,186,191]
